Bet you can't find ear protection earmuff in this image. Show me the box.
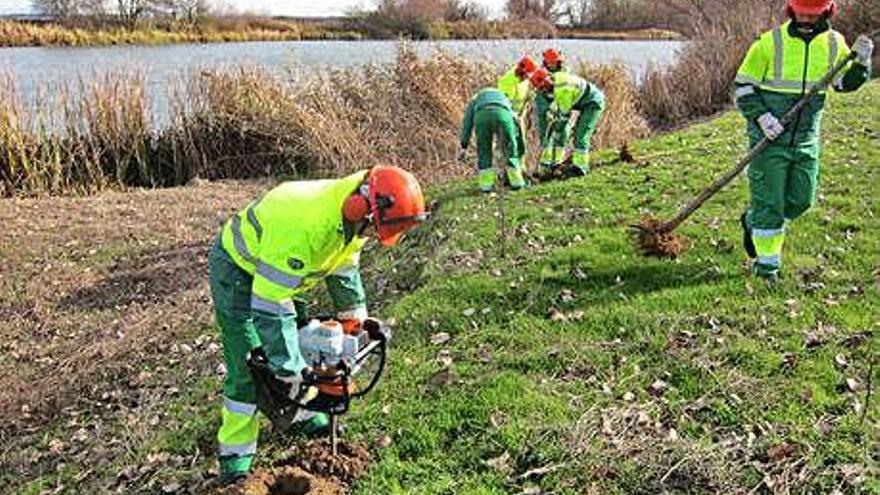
[343,184,371,222]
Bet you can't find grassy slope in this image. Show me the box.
[353,83,879,494]
[10,83,878,494]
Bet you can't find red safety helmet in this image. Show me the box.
[542,48,564,70]
[529,68,553,92]
[515,56,538,79]
[787,0,837,17]
[343,165,428,247]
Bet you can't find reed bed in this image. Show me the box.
[0,45,649,196]
[0,20,360,48]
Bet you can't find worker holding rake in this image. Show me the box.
[460,86,529,192]
[734,0,873,279]
[209,165,427,483]
[529,67,606,177]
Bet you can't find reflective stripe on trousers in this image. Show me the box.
[571,148,589,167]
[752,227,785,268]
[540,145,565,166]
[478,169,495,191]
[218,397,259,457]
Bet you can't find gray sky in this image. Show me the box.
[0,0,509,17]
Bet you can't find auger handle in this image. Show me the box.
[657,49,859,233]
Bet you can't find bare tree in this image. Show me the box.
[79,0,111,26]
[116,0,151,28]
[556,0,592,25]
[153,0,211,23]
[505,0,560,21]
[442,0,488,21]
[401,0,446,19]
[31,0,79,23]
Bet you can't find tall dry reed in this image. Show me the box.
[0,45,650,196]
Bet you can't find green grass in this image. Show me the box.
[9,83,878,494]
[345,82,879,493]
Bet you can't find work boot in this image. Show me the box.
[752,262,780,282]
[537,164,559,182]
[219,455,252,485]
[292,411,330,436]
[562,164,588,178]
[740,212,756,258]
[509,178,530,191]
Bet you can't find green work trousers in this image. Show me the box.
[535,92,553,147]
[746,142,820,276]
[209,238,309,476]
[474,105,525,191]
[539,86,605,172]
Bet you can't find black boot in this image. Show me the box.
[740,212,756,259]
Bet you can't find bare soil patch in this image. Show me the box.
[0,180,267,489]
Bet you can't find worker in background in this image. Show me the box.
[734,0,872,280]
[497,56,537,164]
[535,48,567,160]
[210,166,427,483]
[497,55,537,115]
[529,67,606,177]
[460,86,528,192]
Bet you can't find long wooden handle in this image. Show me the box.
[658,50,859,233]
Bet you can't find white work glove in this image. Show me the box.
[853,35,874,67]
[757,112,784,141]
[549,101,560,115]
[277,373,304,401]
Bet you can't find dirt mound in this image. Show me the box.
[212,466,342,495]
[631,215,691,258]
[208,440,371,495]
[276,440,372,485]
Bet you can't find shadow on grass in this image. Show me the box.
[496,259,732,313]
[58,241,210,312]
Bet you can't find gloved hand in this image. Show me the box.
[458,148,468,163]
[549,101,560,115]
[277,372,305,400]
[757,112,784,141]
[853,35,874,67]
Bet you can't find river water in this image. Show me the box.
[0,38,684,125]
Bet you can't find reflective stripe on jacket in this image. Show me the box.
[735,21,849,95]
[221,171,369,312]
[552,72,588,114]
[497,68,531,114]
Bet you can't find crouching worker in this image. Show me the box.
[460,87,528,192]
[530,68,606,177]
[209,166,427,483]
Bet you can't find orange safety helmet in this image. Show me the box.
[343,165,428,247]
[529,68,553,92]
[542,48,564,70]
[787,0,837,16]
[515,56,538,79]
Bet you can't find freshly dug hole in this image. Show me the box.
[211,466,342,495]
[631,215,691,258]
[271,472,312,495]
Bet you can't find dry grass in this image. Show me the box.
[578,62,650,148]
[0,70,154,196]
[639,14,768,129]
[0,20,360,47]
[0,45,650,197]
